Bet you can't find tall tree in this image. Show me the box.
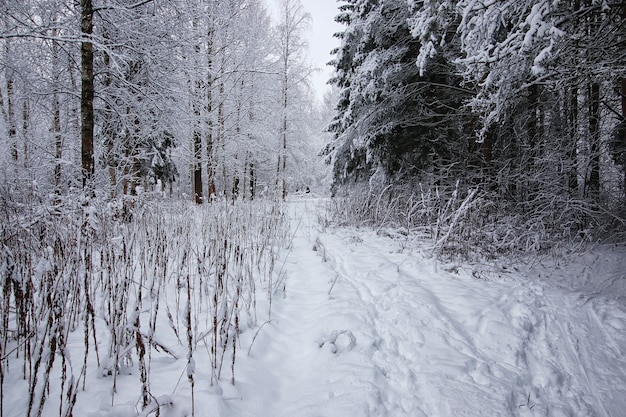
[409,0,626,202]
[51,24,64,194]
[191,16,204,203]
[327,0,468,194]
[187,0,275,201]
[275,0,311,200]
[0,0,320,204]
[80,0,94,191]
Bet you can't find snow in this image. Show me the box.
[4,198,626,417]
[230,199,626,417]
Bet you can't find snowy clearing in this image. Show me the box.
[3,198,626,417]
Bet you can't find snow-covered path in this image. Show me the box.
[228,199,626,417]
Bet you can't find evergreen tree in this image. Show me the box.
[326,0,469,194]
[409,0,626,236]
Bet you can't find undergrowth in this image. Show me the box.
[322,182,626,261]
[0,191,287,417]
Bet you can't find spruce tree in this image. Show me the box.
[326,0,468,194]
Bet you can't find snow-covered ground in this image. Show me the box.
[4,197,625,417]
[227,198,626,417]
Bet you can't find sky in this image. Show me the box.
[266,0,342,103]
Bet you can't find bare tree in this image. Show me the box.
[275,0,311,200]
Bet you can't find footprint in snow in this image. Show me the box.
[318,330,357,354]
[465,358,492,386]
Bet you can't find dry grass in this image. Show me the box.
[0,193,287,417]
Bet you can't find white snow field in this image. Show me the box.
[4,197,625,417]
[225,198,626,417]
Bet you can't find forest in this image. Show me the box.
[0,0,328,204]
[325,0,626,255]
[1,0,625,416]
[1,0,625,244]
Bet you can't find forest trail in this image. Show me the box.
[228,198,626,417]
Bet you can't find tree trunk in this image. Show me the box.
[279,64,288,201]
[567,86,579,197]
[249,161,255,200]
[622,4,626,121]
[528,83,540,198]
[206,24,216,200]
[53,91,62,191]
[81,0,95,191]
[191,19,203,204]
[51,28,63,194]
[278,0,291,201]
[281,97,287,201]
[586,82,601,198]
[481,130,495,191]
[192,128,203,204]
[21,98,29,169]
[6,77,17,163]
[619,74,626,203]
[232,170,240,201]
[621,4,626,199]
[622,77,626,128]
[122,110,131,196]
[206,114,216,200]
[1,37,18,169]
[232,80,243,202]
[218,79,226,197]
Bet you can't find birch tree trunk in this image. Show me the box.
[192,18,203,204]
[206,21,216,199]
[275,0,309,201]
[280,66,288,201]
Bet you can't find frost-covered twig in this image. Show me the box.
[433,188,478,255]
